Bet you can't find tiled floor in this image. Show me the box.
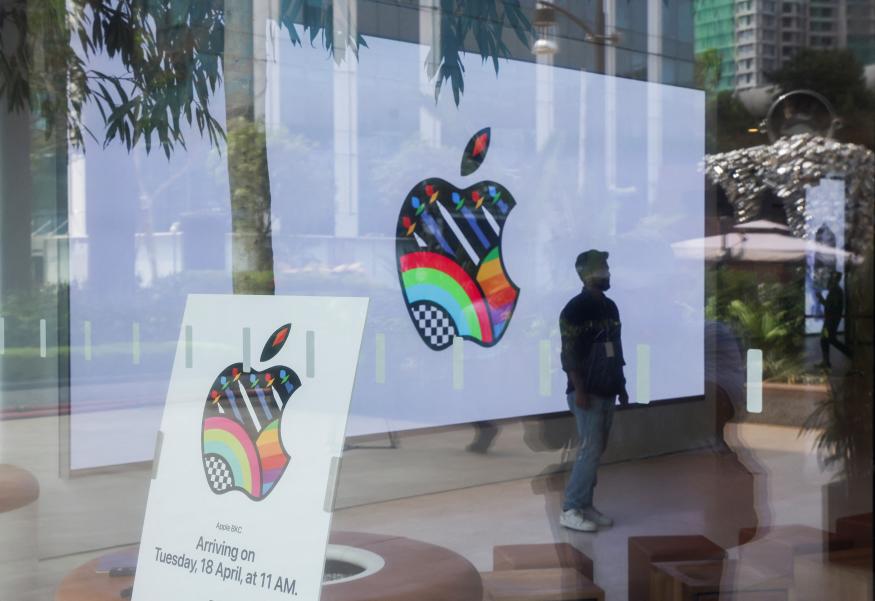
[6,420,860,601]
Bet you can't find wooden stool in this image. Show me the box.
[482,568,604,601]
[836,513,873,550]
[493,543,594,580]
[737,524,854,575]
[650,559,789,601]
[627,536,726,601]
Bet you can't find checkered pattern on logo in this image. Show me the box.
[412,303,456,349]
[204,455,234,492]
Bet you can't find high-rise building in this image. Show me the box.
[847,0,875,64]
[694,0,738,90]
[733,0,777,89]
[695,0,875,91]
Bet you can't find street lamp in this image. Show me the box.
[532,5,559,56]
[531,0,620,73]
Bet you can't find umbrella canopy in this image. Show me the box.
[733,219,790,233]
[672,220,858,263]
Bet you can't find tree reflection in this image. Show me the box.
[0,0,530,295]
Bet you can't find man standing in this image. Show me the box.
[559,250,628,532]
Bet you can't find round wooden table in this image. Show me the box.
[55,531,482,601]
[55,545,137,601]
[0,464,40,600]
[0,464,39,513]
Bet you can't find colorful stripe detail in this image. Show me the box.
[400,252,493,343]
[476,247,519,339]
[203,416,262,497]
[421,211,454,256]
[461,206,491,248]
[256,419,287,496]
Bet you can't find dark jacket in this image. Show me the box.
[820,284,844,323]
[559,288,626,395]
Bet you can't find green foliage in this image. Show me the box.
[1,0,228,155]
[1,0,70,136]
[1,0,531,297]
[2,1,532,157]
[724,296,802,379]
[766,48,875,149]
[804,247,874,479]
[0,283,67,349]
[427,0,531,105]
[279,0,367,62]
[706,267,805,380]
[766,48,871,110]
[706,90,762,153]
[804,371,874,479]
[0,1,366,157]
[694,48,722,94]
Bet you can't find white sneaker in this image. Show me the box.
[581,506,613,528]
[560,509,598,532]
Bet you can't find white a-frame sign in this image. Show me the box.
[133,295,369,601]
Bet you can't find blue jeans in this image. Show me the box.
[563,392,615,511]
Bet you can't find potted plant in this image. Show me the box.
[803,249,874,530]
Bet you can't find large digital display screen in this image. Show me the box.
[67,32,704,470]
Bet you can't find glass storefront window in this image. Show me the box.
[1,1,872,600]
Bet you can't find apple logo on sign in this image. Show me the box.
[201,324,301,501]
[396,128,519,351]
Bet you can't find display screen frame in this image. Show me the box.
[60,29,706,474]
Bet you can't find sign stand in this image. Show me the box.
[132,295,368,601]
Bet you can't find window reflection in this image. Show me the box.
[0,1,872,600]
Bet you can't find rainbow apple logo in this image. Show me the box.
[396,128,519,350]
[201,324,301,501]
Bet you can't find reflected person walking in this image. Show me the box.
[558,250,628,532]
[817,271,850,369]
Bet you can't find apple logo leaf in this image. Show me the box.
[460,127,491,176]
[260,323,292,362]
